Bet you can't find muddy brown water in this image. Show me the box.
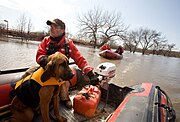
[0,40,180,121]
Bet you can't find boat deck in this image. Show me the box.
[34,90,116,122]
[1,90,116,122]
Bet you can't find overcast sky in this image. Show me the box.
[0,0,180,50]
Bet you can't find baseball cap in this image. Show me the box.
[46,18,65,29]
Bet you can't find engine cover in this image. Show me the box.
[95,62,116,78]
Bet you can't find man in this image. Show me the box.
[115,45,124,55]
[36,18,99,109]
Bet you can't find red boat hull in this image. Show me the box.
[99,50,123,60]
[99,45,111,51]
[106,83,176,122]
[0,83,14,107]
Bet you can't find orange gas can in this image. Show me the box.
[73,85,101,117]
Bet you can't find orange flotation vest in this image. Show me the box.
[15,67,65,89]
[14,67,65,108]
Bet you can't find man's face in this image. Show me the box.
[50,24,64,37]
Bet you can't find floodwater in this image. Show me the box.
[0,40,180,121]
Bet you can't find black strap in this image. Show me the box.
[64,39,70,59]
[0,68,29,75]
[46,39,70,58]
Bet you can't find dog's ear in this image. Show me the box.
[41,61,54,82]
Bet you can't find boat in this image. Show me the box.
[99,44,111,51]
[0,62,176,122]
[99,50,123,60]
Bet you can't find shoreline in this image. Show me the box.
[0,37,40,45]
[1,36,180,58]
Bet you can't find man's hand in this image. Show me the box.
[87,71,99,86]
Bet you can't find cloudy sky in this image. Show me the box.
[0,0,180,50]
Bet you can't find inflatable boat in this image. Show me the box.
[99,44,111,51]
[0,63,176,122]
[99,50,123,60]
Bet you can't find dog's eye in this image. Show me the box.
[67,62,69,65]
[60,62,67,67]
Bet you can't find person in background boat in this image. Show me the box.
[115,45,124,55]
[36,18,99,108]
[99,43,111,51]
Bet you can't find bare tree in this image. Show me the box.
[163,43,176,56]
[151,37,167,55]
[120,29,142,53]
[17,14,27,42]
[0,22,6,36]
[130,28,143,53]
[120,33,134,52]
[99,11,128,47]
[156,43,167,55]
[77,7,128,48]
[139,28,162,55]
[77,7,104,48]
[26,17,33,41]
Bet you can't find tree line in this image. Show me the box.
[0,14,47,42]
[76,7,179,57]
[0,8,179,57]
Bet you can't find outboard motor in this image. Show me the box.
[95,62,116,90]
[95,62,133,108]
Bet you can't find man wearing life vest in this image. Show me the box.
[36,18,99,109]
[115,45,124,55]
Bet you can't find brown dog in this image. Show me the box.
[8,52,74,122]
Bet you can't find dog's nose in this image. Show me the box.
[62,70,74,81]
[69,72,74,79]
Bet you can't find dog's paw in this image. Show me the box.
[62,100,72,109]
[57,116,67,122]
[65,100,72,109]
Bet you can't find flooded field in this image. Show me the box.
[0,40,179,121]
